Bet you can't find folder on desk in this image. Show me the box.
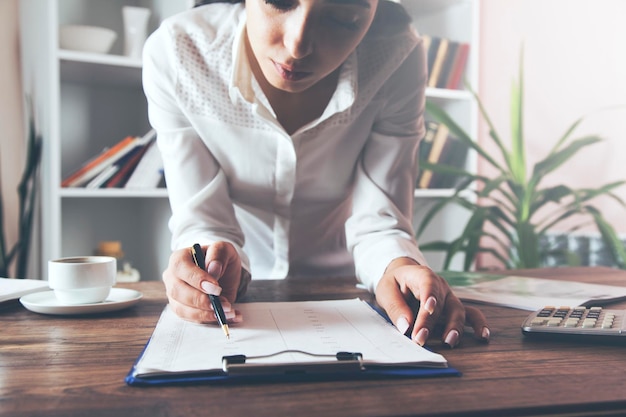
[125,299,460,386]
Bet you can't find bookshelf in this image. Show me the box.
[400,0,480,270]
[20,0,479,279]
[19,0,193,281]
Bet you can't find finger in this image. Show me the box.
[167,296,217,324]
[163,268,213,311]
[375,276,415,337]
[403,272,444,345]
[204,242,242,302]
[465,305,491,342]
[410,293,438,345]
[203,241,233,280]
[169,247,221,291]
[439,294,466,348]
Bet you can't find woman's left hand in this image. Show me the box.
[375,257,490,348]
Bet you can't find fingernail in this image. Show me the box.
[481,327,491,341]
[200,281,222,295]
[207,260,222,277]
[224,310,238,320]
[414,328,429,346]
[444,329,460,348]
[424,296,437,315]
[396,316,410,335]
[219,300,232,312]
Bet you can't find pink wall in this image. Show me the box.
[479,0,626,236]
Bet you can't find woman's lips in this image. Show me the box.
[273,61,310,82]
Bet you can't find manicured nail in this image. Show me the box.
[200,281,222,295]
[219,299,232,312]
[424,296,437,315]
[207,260,222,277]
[481,327,491,341]
[224,310,238,320]
[444,329,460,348]
[414,327,429,346]
[396,316,410,335]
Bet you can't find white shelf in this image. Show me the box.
[20,0,191,281]
[402,0,480,271]
[426,87,473,101]
[60,188,169,198]
[403,0,472,14]
[58,49,142,68]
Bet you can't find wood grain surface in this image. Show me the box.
[2,267,626,417]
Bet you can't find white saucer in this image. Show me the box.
[19,287,143,315]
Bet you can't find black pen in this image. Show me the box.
[191,243,230,339]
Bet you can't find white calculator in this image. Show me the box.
[521,306,626,344]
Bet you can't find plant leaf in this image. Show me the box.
[509,48,526,184]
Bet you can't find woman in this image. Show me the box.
[143,0,489,347]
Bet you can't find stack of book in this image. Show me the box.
[417,121,469,189]
[61,130,165,189]
[423,35,470,90]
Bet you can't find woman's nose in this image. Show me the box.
[283,11,314,59]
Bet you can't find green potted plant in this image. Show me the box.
[417,54,626,271]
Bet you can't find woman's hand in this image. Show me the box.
[375,257,490,348]
[162,241,243,323]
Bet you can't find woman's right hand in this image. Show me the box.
[162,241,243,323]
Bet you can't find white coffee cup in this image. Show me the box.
[48,256,117,305]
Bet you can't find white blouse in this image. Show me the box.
[142,3,429,291]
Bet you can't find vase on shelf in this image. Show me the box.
[122,6,151,59]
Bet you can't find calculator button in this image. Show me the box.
[582,319,597,328]
[547,318,562,326]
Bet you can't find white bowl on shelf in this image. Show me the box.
[59,25,117,54]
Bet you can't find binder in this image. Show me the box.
[125,299,461,386]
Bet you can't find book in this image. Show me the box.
[126,299,454,385]
[85,164,120,189]
[445,42,470,90]
[441,272,626,311]
[61,135,137,187]
[427,38,449,88]
[1,277,49,306]
[418,123,449,188]
[435,41,459,89]
[124,138,164,189]
[429,135,469,189]
[425,36,441,80]
[103,142,152,188]
[416,121,439,186]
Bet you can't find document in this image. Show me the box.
[443,272,626,311]
[130,299,448,381]
[1,277,49,305]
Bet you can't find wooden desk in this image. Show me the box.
[2,267,626,417]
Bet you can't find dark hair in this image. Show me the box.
[195,0,412,29]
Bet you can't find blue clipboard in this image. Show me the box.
[125,302,461,386]
[125,339,460,386]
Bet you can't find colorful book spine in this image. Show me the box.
[61,136,136,187]
[418,123,450,189]
[423,35,470,91]
[445,42,470,90]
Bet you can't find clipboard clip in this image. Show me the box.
[222,350,364,375]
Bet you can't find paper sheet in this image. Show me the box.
[134,299,447,377]
[1,277,49,304]
[450,275,626,311]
